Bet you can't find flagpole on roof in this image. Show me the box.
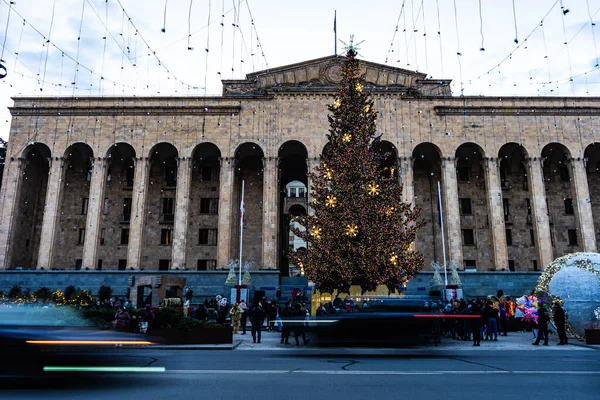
[334,10,337,55]
[438,181,448,286]
[239,180,245,286]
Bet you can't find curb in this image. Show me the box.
[131,341,242,350]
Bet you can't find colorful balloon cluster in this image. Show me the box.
[515,294,539,324]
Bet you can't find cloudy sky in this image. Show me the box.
[0,0,598,140]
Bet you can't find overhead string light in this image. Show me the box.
[409,0,421,72]
[511,0,519,44]
[115,0,197,89]
[384,0,404,64]
[245,0,268,69]
[403,1,409,67]
[586,0,599,69]
[452,0,464,95]
[1,0,146,96]
[188,0,194,50]
[201,0,211,140]
[218,0,224,76]
[473,1,560,82]
[420,0,428,74]
[530,6,600,92]
[0,0,14,79]
[72,0,86,94]
[162,0,169,33]
[478,0,485,51]
[434,0,444,77]
[559,0,574,93]
[230,0,238,79]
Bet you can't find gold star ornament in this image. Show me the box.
[390,254,398,265]
[311,226,322,238]
[333,99,341,109]
[346,224,358,237]
[326,195,337,208]
[356,83,364,92]
[343,133,352,142]
[367,183,380,196]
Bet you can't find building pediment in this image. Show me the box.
[222,55,451,97]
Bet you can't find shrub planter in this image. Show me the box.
[149,327,233,344]
[584,329,600,345]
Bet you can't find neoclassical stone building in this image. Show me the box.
[1,55,599,281]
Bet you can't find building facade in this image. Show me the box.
[1,55,599,278]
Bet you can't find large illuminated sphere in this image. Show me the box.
[536,252,600,339]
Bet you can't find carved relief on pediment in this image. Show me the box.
[222,56,450,96]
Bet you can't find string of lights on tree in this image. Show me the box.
[289,44,424,294]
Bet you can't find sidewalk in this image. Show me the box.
[138,327,599,351]
[233,329,599,351]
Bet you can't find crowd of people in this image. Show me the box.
[441,292,568,346]
[189,296,311,346]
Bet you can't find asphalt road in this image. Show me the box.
[2,347,599,400]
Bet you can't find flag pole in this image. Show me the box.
[334,10,337,55]
[239,180,245,286]
[438,181,448,286]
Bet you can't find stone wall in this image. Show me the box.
[11,153,48,269]
[53,162,90,269]
[0,270,281,301]
[187,158,220,270]
[0,270,540,301]
[97,154,132,269]
[405,271,541,298]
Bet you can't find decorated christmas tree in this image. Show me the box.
[289,46,424,294]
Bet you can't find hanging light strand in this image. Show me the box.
[245,0,268,69]
[384,0,406,64]
[474,0,559,80]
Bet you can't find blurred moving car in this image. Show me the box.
[0,305,153,377]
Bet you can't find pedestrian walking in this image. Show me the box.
[250,301,266,344]
[230,303,242,334]
[553,301,568,345]
[470,302,482,346]
[533,300,549,346]
[239,299,248,334]
[280,300,293,345]
[499,303,508,336]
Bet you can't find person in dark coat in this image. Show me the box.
[280,301,293,344]
[469,302,482,346]
[553,301,568,345]
[498,303,508,336]
[533,301,549,345]
[193,303,207,321]
[292,303,310,346]
[250,302,266,344]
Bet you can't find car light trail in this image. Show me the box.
[413,314,482,319]
[26,340,153,345]
[43,366,166,373]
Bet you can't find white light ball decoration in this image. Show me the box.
[536,252,600,340]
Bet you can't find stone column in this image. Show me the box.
[399,157,414,205]
[441,158,463,269]
[216,157,234,269]
[262,157,278,270]
[483,158,508,270]
[525,158,553,269]
[171,157,192,270]
[570,158,597,252]
[37,157,67,269]
[82,157,107,269]
[126,157,149,270]
[0,157,25,269]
